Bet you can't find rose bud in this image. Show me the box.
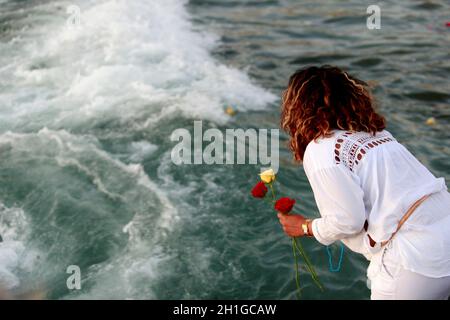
[251,181,268,198]
[259,168,276,184]
[274,197,296,214]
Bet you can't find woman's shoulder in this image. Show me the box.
[303,129,396,174]
[303,131,342,173]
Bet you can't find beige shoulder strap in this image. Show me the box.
[381,194,430,247]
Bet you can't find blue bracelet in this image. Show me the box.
[326,243,344,272]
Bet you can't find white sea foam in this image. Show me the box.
[0,204,37,290]
[0,128,181,298]
[1,128,178,229]
[128,141,158,163]
[0,0,277,131]
[0,0,277,299]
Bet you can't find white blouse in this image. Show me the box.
[303,129,450,278]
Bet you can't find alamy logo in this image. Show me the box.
[66,5,81,29]
[367,5,381,30]
[66,265,81,290]
[170,121,279,173]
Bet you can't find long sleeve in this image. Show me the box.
[340,232,372,260]
[306,165,367,246]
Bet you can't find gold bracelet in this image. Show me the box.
[301,219,310,236]
[302,219,312,237]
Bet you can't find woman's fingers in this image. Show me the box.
[277,212,291,222]
[278,213,305,237]
[278,213,294,224]
[282,227,297,237]
[278,215,288,227]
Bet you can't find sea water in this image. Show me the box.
[0,0,449,299]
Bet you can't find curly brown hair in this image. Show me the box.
[281,65,386,162]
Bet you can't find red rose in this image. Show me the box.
[274,197,296,214]
[251,181,268,198]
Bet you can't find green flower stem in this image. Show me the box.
[292,238,302,299]
[269,183,275,200]
[293,237,324,291]
[263,195,275,205]
[260,180,323,296]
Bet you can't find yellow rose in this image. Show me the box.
[259,168,276,184]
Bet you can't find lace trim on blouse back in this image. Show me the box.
[334,131,396,171]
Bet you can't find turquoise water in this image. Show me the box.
[0,0,449,299]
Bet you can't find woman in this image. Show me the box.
[278,65,450,300]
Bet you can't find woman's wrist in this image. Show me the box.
[301,218,314,237]
[306,219,314,237]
